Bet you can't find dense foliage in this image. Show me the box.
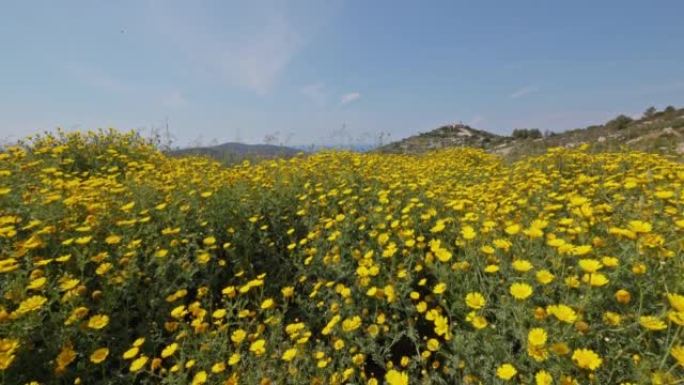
[1,130,683,385]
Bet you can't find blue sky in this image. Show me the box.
[2,1,684,147]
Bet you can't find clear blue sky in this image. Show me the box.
[2,1,684,146]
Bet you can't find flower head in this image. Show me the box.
[572,348,602,370]
[510,283,533,300]
[496,363,517,380]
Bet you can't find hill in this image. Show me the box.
[378,106,684,158]
[377,123,512,153]
[170,142,301,163]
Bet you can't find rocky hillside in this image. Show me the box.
[377,124,512,153]
[378,106,684,159]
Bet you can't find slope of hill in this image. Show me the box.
[378,106,684,158]
[377,123,512,153]
[170,142,301,163]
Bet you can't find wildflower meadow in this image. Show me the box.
[0,130,683,385]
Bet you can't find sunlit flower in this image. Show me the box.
[639,316,667,331]
[496,363,517,380]
[465,292,486,309]
[87,314,109,330]
[89,348,109,364]
[385,369,409,385]
[572,348,602,370]
[510,282,533,300]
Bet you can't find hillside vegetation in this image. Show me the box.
[1,130,683,385]
[170,142,300,164]
[379,106,684,159]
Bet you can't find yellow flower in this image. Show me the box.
[528,328,547,346]
[87,314,109,330]
[671,345,684,366]
[465,292,486,309]
[75,236,92,245]
[512,259,533,272]
[466,312,488,329]
[120,201,135,211]
[0,352,16,370]
[550,342,570,356]
[27,277,47,290]
[667,293,684,311]
[509,282,533,300]
[434,248,452,262]
[615,289,631,304]
[603,311,622,326]
[55,344,77,373]
[546,304,577,323]
[535,270,555,285]
[535,370,553,385]
[504,224,520,235]
[203,236,216,246]
[578,258,602,273]
[496,363,517,380]
[342,316,362,332]
[460,225,476,240]
[129,355,148,372]
[430,220,446,233]
[627,220,652,233]
[282,348,298,361]
[59,277,80,291]
[105,235,121,244]
[528,344,549,362]
[231,329,247,344]
[385,369,409,385]
[249,339,266,356]
[583,273,609,287]
[426,338,440,352]
[228,353,241,366]
[639,316,667,331]
[14,295,47,315]
[64,307,89,325]
[260,298,275,310]
[123,347,139,360]
[212,308,227,319]
[211,362,226,373]
[668,311,684,326]
[434,315,449,336]
[572,348,602,370]
[191,370,208,385]
[89,348,109,364]
[433,283,447,295]
[570,244,592,256]
[196,252,211,264]
[602,256,619,267]
[161,343,178,358]
[281,286,295,298]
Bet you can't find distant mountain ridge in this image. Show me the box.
[170,142,300,163]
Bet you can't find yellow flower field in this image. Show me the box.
[0,129,683,385]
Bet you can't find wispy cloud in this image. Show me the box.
[510,85,539,99]
[340,92,361,105]
[300,82,327,105]
[149,3,304,95]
